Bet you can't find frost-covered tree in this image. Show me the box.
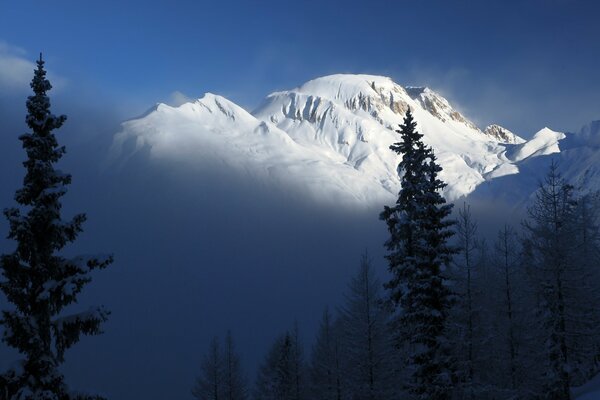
[337,252,396,400]
[193,337,224,400]
[309,310,344,400]
[380,109,457,400]
[0,55,112,400]
[254,333,295,400]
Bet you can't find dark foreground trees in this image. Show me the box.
[380,109,457,400]
[193,333,248,400]
[524,163,600,400]
[254,333,296,400]
[337,253,396,400]
[0,55,112,400]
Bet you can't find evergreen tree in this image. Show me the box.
[337,252,396,400]
[223,332,248,400]
[481,225,538,398]
[194,333,247,400]
[193,337,224,400]
[290,322,306,400]
[524,162,574,399]
[380,109,457,400]
[254,333,295,400]
[494,225,521,393]
[523,162,600,399]
[0,55,112,400]
[309,310,343,400]
[573,192,600,380]
[453,203,478,399]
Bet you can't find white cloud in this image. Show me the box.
[0,41,35,91]
[168,90,192,106]
[0,41,68,93]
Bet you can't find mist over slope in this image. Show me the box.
[115,74,558,207]
[113,74,600,214]
[469,121,600,212]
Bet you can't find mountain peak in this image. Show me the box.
[405,85,480,132]
[483,124,525,144]
[112,74,592,208]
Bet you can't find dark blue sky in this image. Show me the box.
[1,0,599,136]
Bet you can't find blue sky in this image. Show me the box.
[1,0,599,135]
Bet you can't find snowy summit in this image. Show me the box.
[112,74,587,208]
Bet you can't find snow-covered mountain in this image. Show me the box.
[483,124,525,144]
[111,74,598,208]
[469,121,600,208]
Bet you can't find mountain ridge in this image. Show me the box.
[111,74,596,209]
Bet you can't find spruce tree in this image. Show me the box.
[0,55,112,400]
[380,109,457,400]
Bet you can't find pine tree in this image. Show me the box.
[0,55,112,400]
[193,337,224,400]
[337,252,396,400]
[380,109,457,400]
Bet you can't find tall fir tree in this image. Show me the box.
[0,55,112,400]
[380,109,457,400]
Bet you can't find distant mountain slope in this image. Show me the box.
[468,121,600,210]
[110,92,395,207]
[111,74,597,209]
